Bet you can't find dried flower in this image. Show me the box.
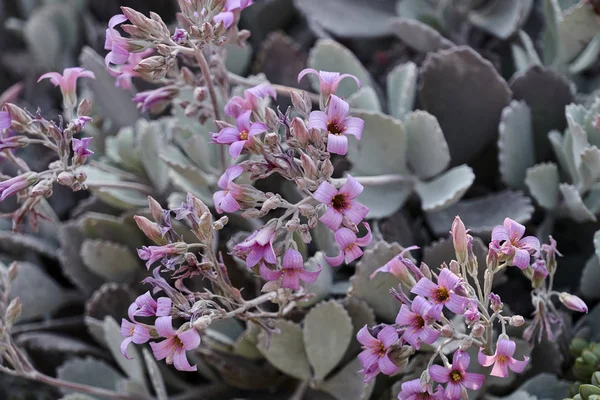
[149,316,200,372]
[312,175,368,230]
[308,95,363,155]
[357,325,399,382]
[478,338,529,378]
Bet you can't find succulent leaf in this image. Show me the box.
[386,62,418,120]
[559,1,600,63]
[347,87,382,112]
[391,18,455,53]
[404,110,450,180]
[580,255,600,300]
[56,357,125,400]
[559,183,596,222]
[256,320,311,380]
[137,119,170,193]
[319,358,375,400]
[498,101,535,190]
[103,317,145,385]
[80,239,140,283]
[415,165,475,211]
[525,163,560,210]
[467,0,533,39]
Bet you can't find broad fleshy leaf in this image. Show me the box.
[79,165,149,209]
[499,101,535,190]
[320,358,375,400]
[80,240,140,283]
[404,110,450,179]
[525,163,560,210]
[468,0,533,39]
[347,87,382,112]
[391,18,455,53]
[56,357,125,400]
[256,320,311,380]
[343,297,376,362]
[559,183,596,222]
[580,255,600,300]
[299,252,334,307]
[386,62,418,120]
[103,317,145,385]
[415,165,475,211]
[569,33,600,74]
[138,119,170,193]
[558,1,600,62]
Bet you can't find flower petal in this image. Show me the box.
[421,325,440,345]
[516,236,541,253]
[444,382,462,400]
[179,329,201,350]
[156,297,172,317]
[356,325,379,347]
[173,348,197,371]
[327,133,348,155]
[377,326,399,348]
[343,117,364,139]
[308,110,328,131]
[313,181,338,204]
[281,269,300,290]
[396,305,414,326]
[355,223,372,247]
[504,218,525,241]
[452,350,470,371]
[412,296,432,317]
[445,293,468,315]
[496,339,516,358]
[490,360,509,378]
[477,349,497,367]
[324,250,345,267]
[438,268,460,290]
[339,175,363,199]
[428,365,450,383]
[512,248,531,269]
[259,263,282,281]
[298,266,321,283]
[298,68,319,84]
[219,192,241,213]
[120,337,134,359]
[411,278,438,298]
[249,121,268,136]
[507,356,529,373]
[462,372,485,390]
[155,316,176,338]
[491,226,510,242]
[327,94,350,122]
[344,244,363,264]
[149,338,173,361]
[228,140,246,159]
[358,348,379,370]
[378,353,399,375]
[280,249,303,271]
[37,72,63,86]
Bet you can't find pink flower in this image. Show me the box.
[224,84,276,118]
[259,248,321,290]
[357,325,399,382]
[213,0,253,28]
[105,14,131,67]
[369,246,421,285]
[213,165,245,214]
[149,316,200,372]
[120,319,151,359]
[531,259,548,288]
[211,110,267,159]
[127,291,172,321]
[411,269,469,320]
[451,216,469,265]
[312,175,369,230]
[133,87,178,113]
[478,339,529,378]
[137,243,187,269]
[429,350,485,400]
[298,69,361,99]
[396,296,440,349]
[398,379,445,400]
[0,111,11,130]
[491,218,540,269]
[38,68,95,109]
[559,293,588,313]
[171,28,188,44]
[325,222,372,267]
[233,225,277,267]
[110,49,154,89]
[72,137,94,165]
[308,95,364,155]
[0,172,38,202]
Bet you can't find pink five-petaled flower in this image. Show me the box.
[308,95,364,156]
[105,14,131,67]
[0,172,38,202]
[149,316,200,372]
[234,225,277,268]
[213,0,253,28]
[120,319,151,359]
[325,222,372,267]
[259,248,321,290]
[398,379,445,400]
[72,137,94,165]
[312,175,368,230]
[396,295,440,349]
[0,111,11,130]
[211,110,267,159]
[38,68,96,109]
[298,68,361,100]
[213,165,245,214]
[429,350,485,400]
[137,243,188,269]
[224,84,277,118]
[491,218,540,269]
[411,269,469,320]
[127,291,172,321]
[370,246,421,286]
[478,338,529,378]
[357,325,399,382]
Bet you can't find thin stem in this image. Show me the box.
[227,72,320,104]
[288,379,309,400]
[331,174,417,187]
[32,372,148,400]
[222,291,276,319]
[86,181,154,194]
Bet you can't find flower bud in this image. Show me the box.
[451,216,468,265]
[148,196,165,223]
[449,260,460,275]
[290,90,312,119]
[29,179,53,197]
[6,297,22,325]
[264,132,279,146]
[290,117,309,146]
[7,262,18,282]
[559,292,588,313]
[134,215,167,245]
[301,154,318,179]
[4,103,32,127]
[440,324,454,337]
[57,172,75,186]
[192,316,211,330]
[77,99,92,117]
[213,216,228,230]
[460,336,473,350]
[265,108,280,131]
[194,87,207,102]
[472,323,485,338]
[191,195,210,216]
[490,292,503,312]
[322,160,334,179]
[286,217,300,231]
[420,262,432,280]
[510,315,525,327]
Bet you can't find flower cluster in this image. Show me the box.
[358,217,587,400]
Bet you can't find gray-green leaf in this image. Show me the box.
[404,110,450,179]
[80,240,139,283]
[498,101,535,190]
[415,165,475,211]
[525,163,560,210]
[391,18,455,53]
[347,87,382,112]
[143,349,168,400]
[468,0,533,39]
[103,317,145,385]
[559,183,596,222]
[256,320,311,380]
[387,62,418,120]
[320,358,375,400]
[56,357,125,400]
[138,120,170,193]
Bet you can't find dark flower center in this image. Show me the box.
[434,286,450,303]
[372,342,386,357]
[327,120,344,135]
[497,355,508,364]
[450,369,463,382]
[239,129,249,140]
[331,193,347,211]
[412,315,425,330]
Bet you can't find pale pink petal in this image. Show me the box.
[246,84,276,100]
[334,228,357,248]
[248,121,268,136]
[395,305,414,325]
[121,319,134,337]
[339,175,364,199]
[355,223,372,247]
[173,348,197,371]
[120,337,134,359]
[213,11,234,28]
[155,316,177,338]
[132,325,151,344]
[516,236,541,252]
[421,325,440,344]
[445,293,468,314]
[336,73,361,90]
[259,263,282,281]
[343,117,364,139]
[412,296,432,317]
[491,226,510,242]
[282,249,303,269]
[109,14,128,29]
[213,191,226,213]
[504,218,525,241]
[411,278,438,298]
[327,95,350,121]
[263,245,277,265]
[78,70,96,80]
[444,382,462,400]
[319,71,340,86]
[308,111,328,131]
[0,112,11,130]
[246,247,264,268]
[215,127,241,144]
[313,181,338,204]
[37,72,62,86]
[507,356,529,373]
[462,372,485,390]
[356,325,379,347]
[428,365,450,383]
[178,329,201,350]
[324,250,344,267]
[236,110,252,131]
[298,266,321,283]
[358,348,379,369]
[477,349,497,367]
[219,192,241,213]
[428,304,443,321]
[228,140,246,159]
[156,298,172,317]
[438,268,460,290]
[512,248,531,269]
[108,45,130,65]
[327,133,348,155]
[150,338,174,360]
[320,207,343,230]
[490,360,509,378]
[377,326,399,348]
[344,244,363,264]
[281,269,300,290]
[378,353,399,375]
[297,68,319,84]
[452,350,470,371]
[496,339,516,357]
[402,328,421,349]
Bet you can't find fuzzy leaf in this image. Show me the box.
[308,39,371,99]
[109,127,144,173]
[580,255,600,300]
[512,30,542,72]
[10,262,72,320]
[142,349,168,400]
[0,231,57,259]
[294,0,397,38]
[80,240,139,283]
[468,0,533,39]
[510,65,574,161]
[426,191,534,236]
[103,317,145,385]
[138,120,170,193]
[559,1,600,63]
[79,213,144,250]
[349,241,403,322]
[387,62,418,120]
[347,110,413,218]
[256,320,311,380]
[498,101,535,190]
[233,322,263,361]
[57,357,125,400]
[79,165,148,209]
[542,0,563,65]
[15,332,107,363]
[504,373,570,400]
[525,163,560,210]
[80,47,139,130]
[391,18,455,53]
[559,183,596,222]
[225,42,253,76]
[415,165,475,211]
[303,301,353,380]
[59,221,102,295]
[320,358,375,400]
[569,33,600,74]
[420,46,512,165]
[85,283,136,323]
[347,87,382,112]
[584,97,600,147]
[404,110,450,179]
[59,395,98,400]
[595,230,600,258]
[343,298,376,362]
[299,252,334,307]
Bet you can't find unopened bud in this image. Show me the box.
[194,87,207,102]
[4,103,31,127]
[472,323,485,337]
[290,90,312,118]
[6,297,22,325]
[180,67,195,85]
[30,179,53,197]
[192,317,211,330]
[449,260,460,275]
[286,217,300,231]
[300,154,318,178]
[241,208,261,218]
[291,117,309,146]
[510,315,525,327]
[74,171,87,183]
[322,160,334,179]
[441,324,454,337]
[298,225,311,243]
[191,194,210,215]
[559,292,588,313]
[451,216,468,265]
[7,262,18,282]
[134,215,167,245]
[77,99,92,117]
[148,196,164,223]
[57,172,75,186]
[213,216,228,230]
[261,195,282,213]
[264,108,280,131]
[460,336,473,350]
[420,262,432,280]
[264,132,279,146]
